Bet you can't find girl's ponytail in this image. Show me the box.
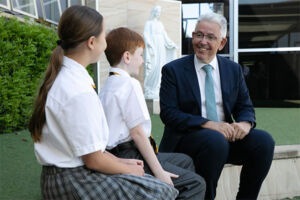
[28,5,103,142]
[29,46,63,142]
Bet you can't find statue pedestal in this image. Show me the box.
[146,99,160,114]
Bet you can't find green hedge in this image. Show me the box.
[0,17,58,133]
[0,16,95,134]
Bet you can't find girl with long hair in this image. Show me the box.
[29,5,178,200]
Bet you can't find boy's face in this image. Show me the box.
[128,47,144,76]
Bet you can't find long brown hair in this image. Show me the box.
[29,5,103,142]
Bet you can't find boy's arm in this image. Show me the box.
[130,125,178,186]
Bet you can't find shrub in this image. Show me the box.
[0,16,58,133]
[0,16,96,134]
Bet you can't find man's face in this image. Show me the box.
[192,20,227,64]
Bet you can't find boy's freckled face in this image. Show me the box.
[129,47,144,76]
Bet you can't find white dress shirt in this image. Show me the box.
[34,56,109,168]
[194,55,225,122]
[99,68,151,150]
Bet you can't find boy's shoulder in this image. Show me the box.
[101,75,141,96]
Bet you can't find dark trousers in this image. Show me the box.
[112,145,206,200]
[176,128,275,200]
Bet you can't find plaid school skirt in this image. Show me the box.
[41,166,178,200]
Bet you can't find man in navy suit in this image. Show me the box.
[159,12,275,200]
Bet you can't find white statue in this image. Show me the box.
[143,5,177,100]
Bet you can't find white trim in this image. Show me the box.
[45,18,58,25]
[11,0,38,19]
[39,0,46,19]
[95,0,100,90]
[0,0,10,10]
[219,54,230,57]
[43,0,58,6]
[233,0,239,63]
[238,47,300,53]
[57,0,62,16]
[229,0,234,61]
[95,0,99,10]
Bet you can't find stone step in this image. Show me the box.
[216,145,300,200]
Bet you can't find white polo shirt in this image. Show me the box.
[34,56,109,168]
[194,55,225,122]
[99,68,151,150]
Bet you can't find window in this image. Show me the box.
[43,0,61,23]
[0,0,10,9]
[239,51,300,107]
[11,0,38,18]
[239,0,300,48]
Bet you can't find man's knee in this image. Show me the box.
[250,129,275,155]
[202,130,230,158]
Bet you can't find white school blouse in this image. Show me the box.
[34,56,109,168]
[99,68,151,150]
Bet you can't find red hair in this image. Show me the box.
[105,27,145,66]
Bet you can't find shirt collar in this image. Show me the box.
[109,67,130,78]
[194,55,218,72]
[63,56,90,76]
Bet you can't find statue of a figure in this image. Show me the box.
[143,5,177,100]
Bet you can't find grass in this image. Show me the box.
[0,108,299,199]
[151,107,300,145]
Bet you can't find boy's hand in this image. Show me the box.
[156,170,179,186]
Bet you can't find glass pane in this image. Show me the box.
[70,0,82,6]
[60,0,67,12]
[12,0,36,16]
[44,0,60,23]
[182,1,229,55]
[1,0,8,6]
[182,3,199,18]
[86,0,97,9]
[36,0,43,18]
[239,52,300,107]
[239,0,300,48]
[200,3,224,16]
[185,19,197,38]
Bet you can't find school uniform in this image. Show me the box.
[34,56,178,200]
[99,67,206,200]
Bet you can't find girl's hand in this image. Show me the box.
[126,164,145,177]
[120,158,144,168]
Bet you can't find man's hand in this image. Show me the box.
[231,122,251,141]
[202,121,235,141]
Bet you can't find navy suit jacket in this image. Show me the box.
[159,54,256,152]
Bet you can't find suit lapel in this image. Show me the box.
[184,55,202,114]
[217,55,230,119]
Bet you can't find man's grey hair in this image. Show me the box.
[196,12,227,38]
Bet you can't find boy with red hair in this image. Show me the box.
[99,27,206,199]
